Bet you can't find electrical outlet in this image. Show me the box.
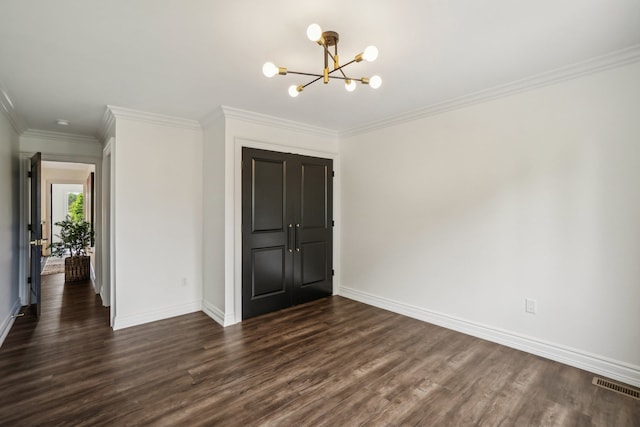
[525,298,537,314]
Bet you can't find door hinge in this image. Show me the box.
[27,277,32,284]
[332,171,335,178]
[332,269,335,277]
[27,171,32,178]
[332,220,335,227]
[28,224,32,231]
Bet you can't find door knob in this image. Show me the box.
[29,238,47,246]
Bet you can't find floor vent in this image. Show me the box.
[592,377,640,400]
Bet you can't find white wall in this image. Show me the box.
[340,61,640,386]
[202,112,226,323]
[0,111,20,346]
[110,108,203,330]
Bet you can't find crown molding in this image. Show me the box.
[21,129,100,145]
[99,107,116,143]
[199,107,224,129]
[106,105,202,131]
[341,44,640,138]
[0,84,27,134]
[221,105,338,139]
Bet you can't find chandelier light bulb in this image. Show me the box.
[288,85,301,97]
[306,23,323,42]
[362,45,379,62]
[369,75,382,89]
[345,79,356,92]
[262,62,278,78]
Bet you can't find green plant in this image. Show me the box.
[68,193,84,222]
[49,216,94,258]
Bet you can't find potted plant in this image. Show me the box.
[49,216,95,282]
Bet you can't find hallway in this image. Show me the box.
[0,272,220,425]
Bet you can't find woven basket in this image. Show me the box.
[64,256,91,282]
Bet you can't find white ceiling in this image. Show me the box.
[1,0,639,138]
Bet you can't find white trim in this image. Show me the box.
[199,107,224,129]
[107,105,201,130]
[21,129,100,145]
[0,83,26,134]
[0,298,21,348]
[202,300,225,327]
[221,105,338,138]
[339,286,640,389]
[99,107,116,142]
[341,44,640,138]
[112,300,202,331]
[102,138,115,325]
[90,262,97,292]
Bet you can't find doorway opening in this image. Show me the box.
[39,161,98,295]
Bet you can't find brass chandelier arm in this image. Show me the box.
[285,58,358,80]
[324,46,348,80]
[287,59,364,89]
[301,76,324,89]
[287,71,324,78]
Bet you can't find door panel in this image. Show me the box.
[242,148,333,319]
[301,163,328,229]
[29,152,42,318]
[252,159,285,232]
[251,247,287,297]
[300,241,327,285]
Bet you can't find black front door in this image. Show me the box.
[242,148,333,319]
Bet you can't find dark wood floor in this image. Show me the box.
[0,274,638,426]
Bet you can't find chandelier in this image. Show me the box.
[262,23,381,97]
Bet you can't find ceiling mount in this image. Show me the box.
[263,23,381,97]
[322,31,339,47]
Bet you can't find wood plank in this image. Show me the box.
[0,273,638,425]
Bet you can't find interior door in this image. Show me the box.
[292,156,333,305]
[242,148,333,320]
[29,152,43,318]
[242,149,293,319]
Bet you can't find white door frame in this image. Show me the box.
[102,138,115,326]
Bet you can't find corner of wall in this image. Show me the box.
[202,299,225,327]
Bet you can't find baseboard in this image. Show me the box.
[0,298,22,348]
[112,300,202,331]
[339,286,640,388]
[202,300,225,327]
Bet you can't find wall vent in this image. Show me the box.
[592,377,640,400]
